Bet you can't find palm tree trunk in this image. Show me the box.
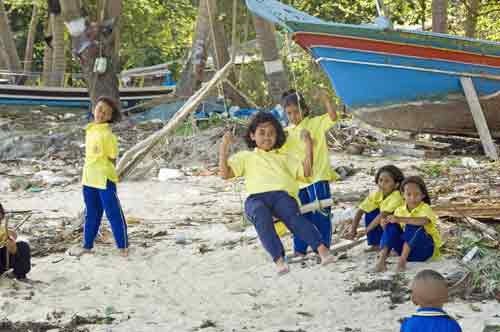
[42,15,53,86]
[50,13,66,86]
[464,0,479,38]
[0,0,21,78]
[252,15,289,105]
[23,4,39,83]
[432,0,448,33]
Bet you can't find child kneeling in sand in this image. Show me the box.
[0,203,31,279]
[401,269,462,332]
[219,112,335,275]
[376,176,441,272]
[347,165,404,251]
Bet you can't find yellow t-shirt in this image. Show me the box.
[394,202,442,260]
[228,148,305,199]
[280,113,337,187]
[0,226,6,248]
[82,123,119,189]
[359,190,404,214]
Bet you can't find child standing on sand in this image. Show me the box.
[0,203,31,279]
[78,96,128,257]
[376,176,441,272]
[401,269,462,332]
[219,112,335,275]
[347,165,405,251]
[279,89,338,256]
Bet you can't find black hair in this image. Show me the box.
[95,96,121,123]
[244,112,286,149]
[0,202,4,219]
[375,165,405,189]
[414,269,446,283]
[281,89,310,117]
[401,175,431,205]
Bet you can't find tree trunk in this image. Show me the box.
[60,0,122,112]
[432,0,448,33]
[42,15,53,86]
[0,0,22,79]
[0,39,8,69]
[176,0,211,97]
[252,15,289,105]
[206,0,250,107]
[23,4,39,82]
[464,0,479,38]
[49,14,66,86]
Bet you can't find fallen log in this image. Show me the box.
[433,202,500,219]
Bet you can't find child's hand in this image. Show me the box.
[300,129,312,142]
[5,236,17,254]
[385,215,399,224]
[222,132,235,147]
[346,228,357,240]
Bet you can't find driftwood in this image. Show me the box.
[433,202,500,219]
[463,217,499,240]
[116,60,234,179]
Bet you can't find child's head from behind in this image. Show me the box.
[282,89,310,126]
[411,269,448,308]
[93,96,120,124]
[402,176,431,209]
[244,112,286,151]
[375,165,404,195]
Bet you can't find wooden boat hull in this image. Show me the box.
[246,0,500,137]
[0,84,175,109]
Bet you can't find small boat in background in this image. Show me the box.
[246,0,500,138]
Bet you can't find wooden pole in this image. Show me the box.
[460,77,498,160]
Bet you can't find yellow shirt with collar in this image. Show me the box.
[394,202,442,260]
[280,113,337,187]
[359,190,404,214]
[82,123,119,189]
[228,148,305,199]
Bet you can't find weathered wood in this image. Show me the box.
[0,0,21,78]
[23,4,39,80]
[331,236,367,253]
[117,60,234,179]
[463,216,499,240]
[460,77,499,160]
[433,202,500,219]
[432,0,448,33]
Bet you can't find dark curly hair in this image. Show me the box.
[95,96,121,123]
[375,165,405,189]
[401,176,431,205]
[281,89,310,117]
[244,112,286,149]
[0,202,4,219]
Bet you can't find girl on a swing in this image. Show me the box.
[219,112,335,275]
[279,89,338,256]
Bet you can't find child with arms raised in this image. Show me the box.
[376,176,441,272]
[219,112,335,274]
[78,96,128,256]
[348,165,405,251]
[401,269,462,332]
[280,89,338,255]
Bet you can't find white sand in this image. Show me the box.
[0,160,498,331]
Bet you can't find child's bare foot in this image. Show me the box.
[118,248,129,257]
[396,260,407,273]
[276,257,290,275]
[374,260,387,273]
[317,245,336,266]
[68,246,92,257]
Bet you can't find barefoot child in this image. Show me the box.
[280,89,338,255]
[80,96,128,256]
[401,269,462,332]
[219,112,335,274]
[0,203,31,279]
[376,176,441,272]
[348,165,404,251]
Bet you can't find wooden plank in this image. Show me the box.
[460,77,499,160]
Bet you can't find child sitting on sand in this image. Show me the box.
[347,165,404,251]
[219,112,335,275]
[401,269,462,332]
[0,203,31,279]
[376,176,441,272]
[279,89,338,256]
[78,96,128,257]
